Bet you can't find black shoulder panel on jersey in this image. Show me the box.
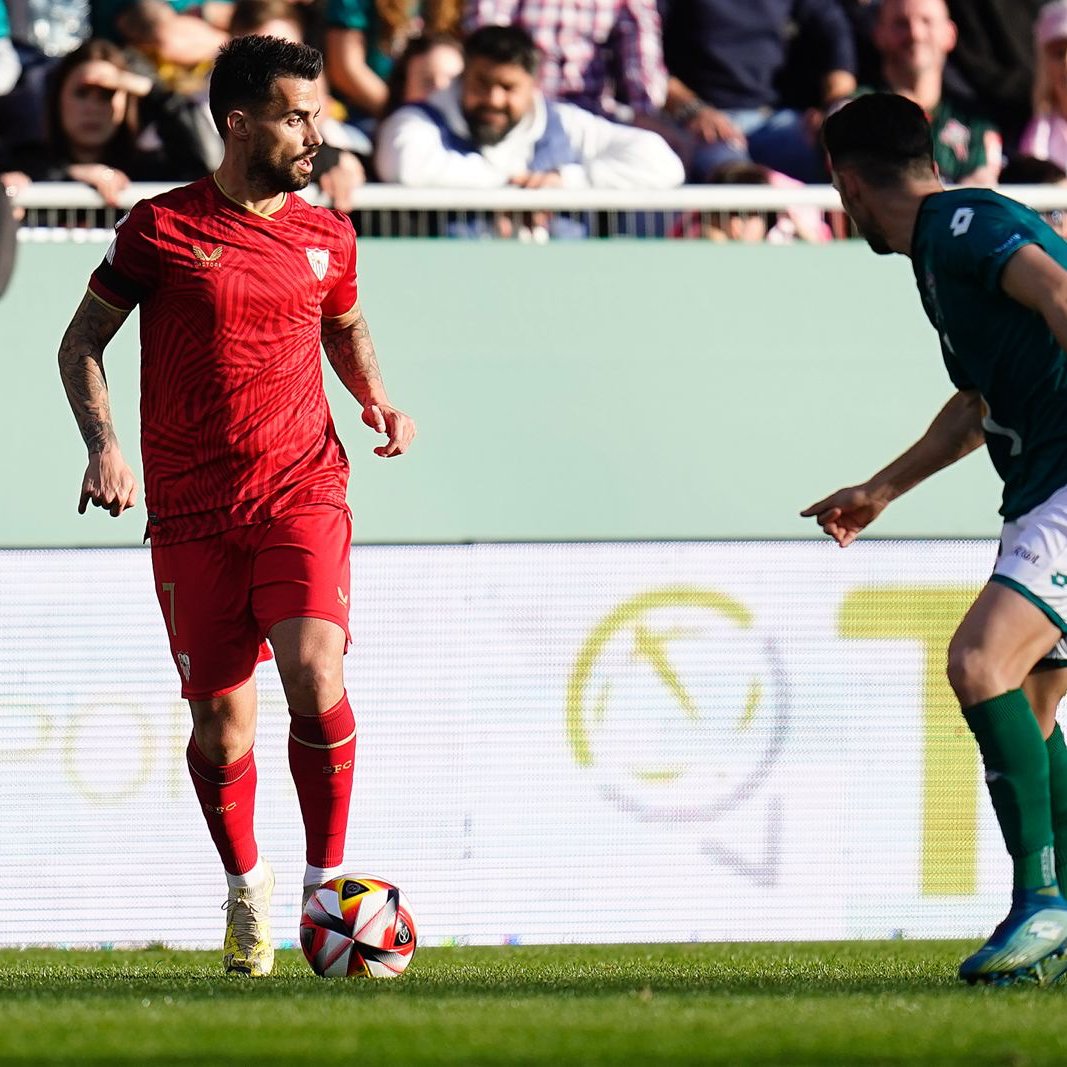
[93,258,150,305]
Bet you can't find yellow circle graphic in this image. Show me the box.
[566,586,787,820]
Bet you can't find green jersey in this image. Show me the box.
[928,97,1000,185]
[911,187,1067,520]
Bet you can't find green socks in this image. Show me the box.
[963,690,1056,891]
[1047,723,1067,890]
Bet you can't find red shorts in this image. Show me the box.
[150,505,352,700]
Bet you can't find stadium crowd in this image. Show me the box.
[0,0,1065,238]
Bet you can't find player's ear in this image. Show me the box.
[227,108,251,141]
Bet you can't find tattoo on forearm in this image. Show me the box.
[322,302,384,403]
[58,293,126,453]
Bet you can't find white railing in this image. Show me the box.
[14,181,847,212]
[13,182,1067,240]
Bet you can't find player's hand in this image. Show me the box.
[800,485,890,547]
[361,403,416,457]
[79,449,138,517]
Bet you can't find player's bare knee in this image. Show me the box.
[946,642,1008,706]
[191,718,254,764]
[280,657,343,712]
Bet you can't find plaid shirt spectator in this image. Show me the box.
[464,0,667,118]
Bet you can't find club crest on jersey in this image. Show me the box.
[192,244,223,268]
[306,247,329,281]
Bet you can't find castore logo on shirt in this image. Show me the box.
[191,244,223,268]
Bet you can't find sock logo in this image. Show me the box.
[323,760,354,774]
[203,801,237,815]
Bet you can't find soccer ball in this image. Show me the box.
[300,874,417,978]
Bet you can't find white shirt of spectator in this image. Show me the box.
[375,80,684,190]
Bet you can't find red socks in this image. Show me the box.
[288,692,356,868]
[186,737,259,875]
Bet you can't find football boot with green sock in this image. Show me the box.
[959,889,1067,986]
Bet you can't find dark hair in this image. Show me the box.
[45,39,141,166]
[384,32,462,115]
[1000,155,1067,184]
[463,23,540,75]
[209,34,323,138]
[822,92,935,187]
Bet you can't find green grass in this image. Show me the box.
[2,941,1066,1065]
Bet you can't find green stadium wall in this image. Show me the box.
[0,239,1002,548]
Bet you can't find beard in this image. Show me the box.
[247,137,315,194]
[463,106,518,147]
[861,228,894,256]
[845,205,893,255]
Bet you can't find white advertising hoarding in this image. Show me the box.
[0,541,1021,947]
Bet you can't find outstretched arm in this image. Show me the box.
[801,389,984,546]
[321,300,416,458]
[57,292,138,516]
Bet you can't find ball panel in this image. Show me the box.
[304,889,349,936]
[315,929,355,977]
[361,945,414,977]
[364,954,406,978]
[352,889,395,947]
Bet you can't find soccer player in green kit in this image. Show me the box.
[803,92,1067,985]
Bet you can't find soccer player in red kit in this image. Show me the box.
[57,34,416,976]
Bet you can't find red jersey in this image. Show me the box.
[88,175,359,545]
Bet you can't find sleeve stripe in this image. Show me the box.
[84,287,129,315]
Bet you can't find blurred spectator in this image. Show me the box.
[375,24,684,188]
[837,0,882,89]
[674,160,833,241]
[7,39,174,203]
[660,0,856,183]
[0,0,21,94]
[8,0,88,56]
[1000,153,1067,184]
[1020,1,1067,175]
[999,154,1067,238]
[325,0,461,126]
[871,0,1001,185]
[229,0,300,37]
[0,0,61,152]
[384,31,462,114]
[943,0,1044,150]
[97,0,229,90]
[465,0,667,122]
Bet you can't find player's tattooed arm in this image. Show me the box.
[58,291,139,516]
[321,299,385,406]
[321,299,417,457]
[57,292,129,454]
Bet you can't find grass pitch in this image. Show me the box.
[2,941,1067,1065]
